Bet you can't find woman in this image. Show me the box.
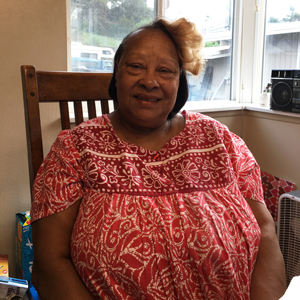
[31,18,286,300]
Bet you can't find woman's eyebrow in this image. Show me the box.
[126,52,178,66]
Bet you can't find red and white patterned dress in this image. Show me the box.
[31,111,264,300]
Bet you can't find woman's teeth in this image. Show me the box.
[139,97,158,102]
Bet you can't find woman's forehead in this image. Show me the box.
[122,28,178,59]
[127,28,167,42]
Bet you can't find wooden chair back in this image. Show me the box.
[21,65,115,201]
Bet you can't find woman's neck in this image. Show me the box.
[108,110,185,151]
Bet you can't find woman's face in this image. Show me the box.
[115,28,180,130]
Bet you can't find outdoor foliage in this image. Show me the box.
[71,0,154,47]
[269,6,300,23]
[205,41,220,48]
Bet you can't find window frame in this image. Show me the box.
[234,0,265,104]
[252,0,268,104]
[231,0,268,105]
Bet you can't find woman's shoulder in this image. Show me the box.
[71,114,109,131]
[68,114,111,138]
[182,110,225,128]
[52,115,112,152]
[181,110,232,143]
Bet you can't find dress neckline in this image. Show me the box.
[103,111,188,154]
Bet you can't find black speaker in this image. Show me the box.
[271,69,300,113]
[271,69,293,112]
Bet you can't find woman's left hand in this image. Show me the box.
[246,198,286,300]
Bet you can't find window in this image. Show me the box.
[262,1,300,91]
[70,0,235,104]
[103,60,113,68]
[81,52,98,59]
[70,0,156,115]
[70,0,156,62]
[165,0,234,102]
[102,50,112,55]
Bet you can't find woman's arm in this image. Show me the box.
[31,200,96,300]
[246,198,286,300]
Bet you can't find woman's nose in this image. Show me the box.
[139,70,160,90]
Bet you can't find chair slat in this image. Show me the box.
[101,100,109,115]
[59,102,71,130]
[87,101,97,119]
[113,101,119,111]
[74,101,84,126]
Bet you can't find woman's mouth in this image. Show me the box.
[136,95,161,102]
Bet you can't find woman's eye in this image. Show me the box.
[130,64,142,69]
[160,69,172,73]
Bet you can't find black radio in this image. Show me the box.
[271,69,300,113]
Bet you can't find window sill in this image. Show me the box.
[183,100,243,113]
[243,104,300,125]
[244,103,300,119]
[185,100,300,120]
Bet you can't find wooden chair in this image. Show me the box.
[21,65,116,202]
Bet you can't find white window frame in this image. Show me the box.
[242,0,267,104]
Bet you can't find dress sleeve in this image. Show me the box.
[30,130,84,223]
[222,126,265,204]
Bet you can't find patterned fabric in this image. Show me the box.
[31,111,264,300]
[261,170,295,222]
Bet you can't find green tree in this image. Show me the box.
[72,0,154,45]
[205,41,220,48]
[268,16,280,23]
[283,6,300,22]
[108,0,153,38]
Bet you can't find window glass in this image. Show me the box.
[102,50,112,55]
[70,0,234,102]
[165,0,234,101]
[262,1,300,90]
[81,52,98,59]
[70,0,156,116]
[70,0,156,72]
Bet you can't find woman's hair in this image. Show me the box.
[108,18,204,119]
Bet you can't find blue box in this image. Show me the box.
[15,212,33,287]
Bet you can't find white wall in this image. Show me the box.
[0,0,68,277]
[243,110,300,189]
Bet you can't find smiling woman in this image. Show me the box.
[111,29,181,140]
[107,18,203,149]
[30,17,286,300]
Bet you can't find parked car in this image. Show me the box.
[71,66,91,72]
[71,57,113,72]
[71,42,115,61]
